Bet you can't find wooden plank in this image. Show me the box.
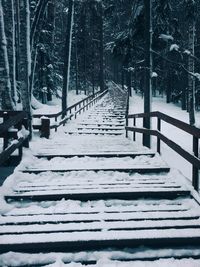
[66,131,124,135]
[1,218,200,235]
[79,122,125,126]
[77,126,124,131]
[5,199,192,216]
[20,166,170,174]
[14,183,182,193]
[5,188,190,201]
[35,151,155,159]
[1,228,200,253]
[1,208,199,225]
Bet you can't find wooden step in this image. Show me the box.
[1,228,200,253]
[66,130,124,135]
[20,166,170,174]
[77,126,124,131]
[1,196,199,252]
[79,122,125,127]
[35,151,155,159]
[6,187,189,202]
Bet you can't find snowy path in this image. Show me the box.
[0,85,200,266]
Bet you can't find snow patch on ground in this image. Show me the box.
[33,90,86,115]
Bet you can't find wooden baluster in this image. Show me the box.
[133,117,136,141]
[157,117,161,154]
[192,136,199,191]
[55,116,58,132]
[3,112,9,150]
[41,118,50,138]
[22,118,29,148]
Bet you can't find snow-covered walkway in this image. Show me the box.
[0,85,200,267]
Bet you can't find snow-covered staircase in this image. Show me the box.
[0,85,200,266]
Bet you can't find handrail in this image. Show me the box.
[128,111,200,138]
[0,111,27,136]
[126,111,200,192]
[0,111,30,165]
[36,89,108,138]
[33,90,104,119]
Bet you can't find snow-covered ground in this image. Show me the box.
[33,90,87,115]
[128,91,200,182]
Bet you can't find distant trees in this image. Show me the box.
[1,0,200,126]
[103,0,200,125]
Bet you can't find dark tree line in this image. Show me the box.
[0,0,104,118]
[1,0,200,127]
[104,0,200,125]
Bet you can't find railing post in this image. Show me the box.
[55,116,58,132]
[157,117,161,154]
[22,118,29,148]
[3,112,9,150]
[69,108,72,120]
[133,118,136,141]
[41,118,50,139]
[192,136,199,191]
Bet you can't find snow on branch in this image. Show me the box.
[170,44,179,52]
[159,34,174,42]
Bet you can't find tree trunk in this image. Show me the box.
[99,1,104,92]
[0,0,14,110]
[46,0,55,101]
[20,0,32,136]
[30,0,49,51]
[15,0,21,85]
[2,0,17,106]
[75,31,79,95]
[62,0,74,118]
[188,22,196,125]
[143,0,152,148]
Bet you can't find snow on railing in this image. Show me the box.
[0,111,30,165]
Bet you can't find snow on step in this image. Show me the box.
[4,198,195,216]
[66,130,124,135]
[1,228,200,253]
[19,154,168,172]
[32,135,151,156]
[1,250,200,267]
[76,126,124,131]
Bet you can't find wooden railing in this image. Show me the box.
[33,89,108,138]
[0,111,30,166]
[126,111,200,192]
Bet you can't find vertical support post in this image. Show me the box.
[22,118,29,148]
[157,117,161,154]
[3,112,9,150]
[192,136,199,191]
[133,117,136,141]
[41,118,50,139]
[18,144,23,160]
[143,0,152,148]
[55,116,58,132]
[126,117,128,138]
